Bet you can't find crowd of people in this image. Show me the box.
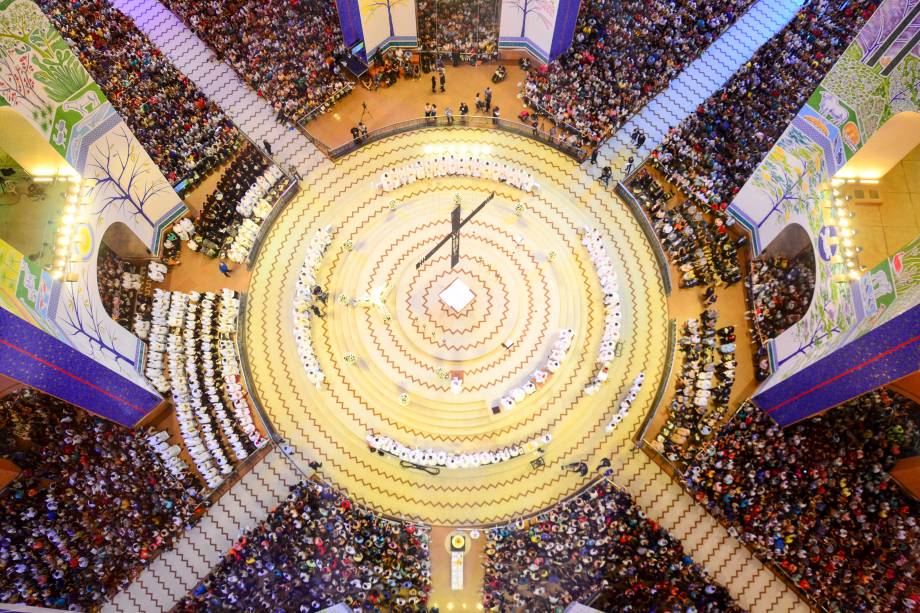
[417,0,499,58]
[747,254,815,341]
[655,312,737,465]
[161,0,352,123]
[37,0,240,186]
[630,169,741,286]
[746,254,816,379]
[97,243,149,328]
[184,143,273,255]
[684,390,919,612]
[483,478,742,611]
[520,0,755,147]
[0,388,202,610]
[175,480,431,612]
[653,0,879,207]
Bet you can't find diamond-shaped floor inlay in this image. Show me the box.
[438,277,475,312]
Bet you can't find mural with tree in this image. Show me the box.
[362,0,407,38]
[728,0,920,391]
[504,0,553,37]
[89,126,169,231]
[0,0,184,401]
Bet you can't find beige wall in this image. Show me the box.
[847,141,920,268]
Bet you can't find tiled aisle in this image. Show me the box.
[103,448,302,613]
[109,0,329,178]
[594,0,805,179]
[613,450,812,612]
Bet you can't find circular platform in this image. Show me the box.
[244,129,669,526]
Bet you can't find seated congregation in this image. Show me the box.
[520,0,755,146]
[174,481,431,612]
[159,0,352,123]
[683,389,920,612]
[0,389,202,610]
[652,0,879,207]
[483,479,742,611]
[37,0,240,187]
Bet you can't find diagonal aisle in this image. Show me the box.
[102,448,303,613]
[592,0,805,181]
[110,0,329,178]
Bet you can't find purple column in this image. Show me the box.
[0,308,161,427]
[754,304,920,426]
[549,0,581,61]
[336,0,366,60]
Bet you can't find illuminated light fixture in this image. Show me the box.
[423,144,433,154]
[56,235,71,246]
[51,269,64,280]
[838,218,850,228]
[848,270,860,280]
[32,176,54,183]
[61,214,75,225]
[843,238,854,247]
[54,258,66,268]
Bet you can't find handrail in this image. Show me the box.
[298,115,589,162]
[245,178,300,269]
[235,292,283,445]
[615,180,673,295]
[633,318,677,448]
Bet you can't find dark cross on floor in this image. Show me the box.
[416,192,495,269]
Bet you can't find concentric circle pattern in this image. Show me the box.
[244,129,669,526]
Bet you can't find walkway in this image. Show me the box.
[110,0,329,178]
[103,448,302,613]
[594,0,805,179]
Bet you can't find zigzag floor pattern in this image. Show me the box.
[102,448,303,613]
[110,0,328,178]
[592,0,805,182]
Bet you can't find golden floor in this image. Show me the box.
[243,128,670,526]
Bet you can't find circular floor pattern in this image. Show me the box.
[244,129,670,526]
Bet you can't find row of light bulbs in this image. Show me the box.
[50,176,92,281]
[824,186,865,282]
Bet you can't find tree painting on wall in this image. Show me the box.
[505,0,554,38]
[363,0,409,38]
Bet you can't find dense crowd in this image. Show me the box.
[653,0,879,206]
[655,312,737,465]
[483,479,741,611]
[161,0,352,122]
[38,0,240,185]
[746,254,816,379]
[684,391,920,612]
[747,255,815,341]
[630,169,741,286]
[521,0,755,146]
[417,0,499,57]
[187,143,272,254]
[0,388,202,611]
[97,243,149,328]
[175,481,431,612]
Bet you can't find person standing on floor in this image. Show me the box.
[600,166,611,186]
[218,261,232,277]
[492,106,500,126]
[431,74,437,93]
[459,101,469,124]
[263,140,272,156]
[445,106,454,125]
[484,87,493,112]
[439,68,446,92]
